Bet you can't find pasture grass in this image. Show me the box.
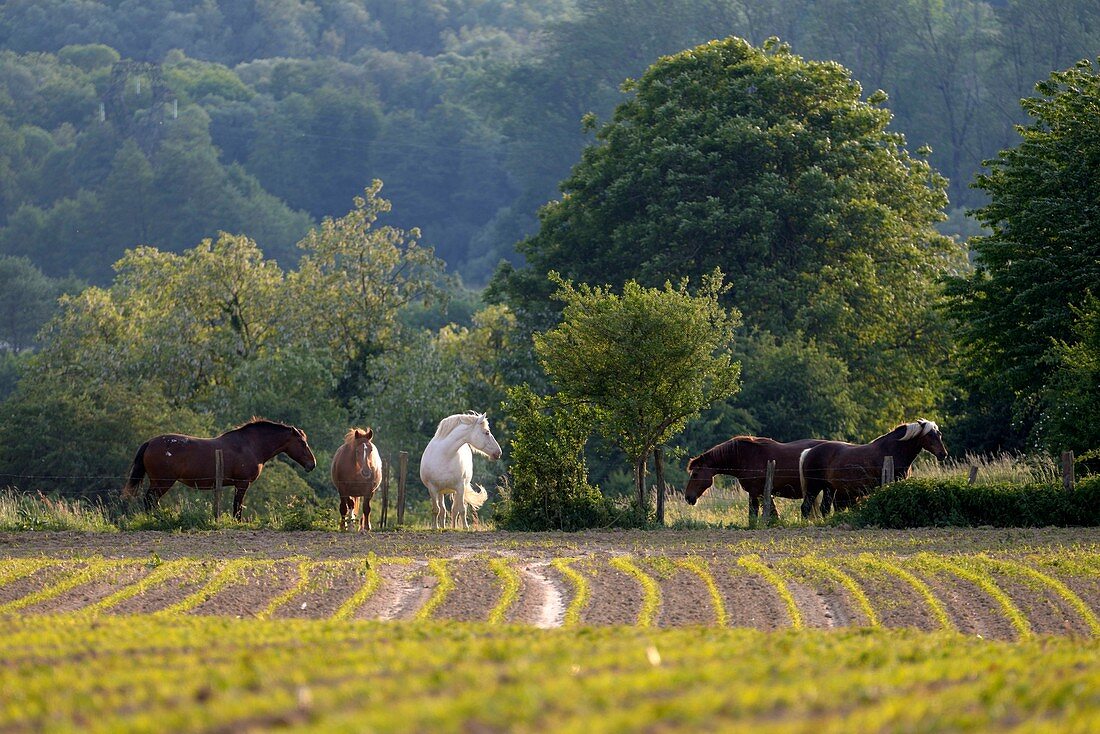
[3,615,1099,732]
[0,488,116,531]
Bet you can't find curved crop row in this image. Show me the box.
[255,559,311,620]
[0,558,50,589]
[978,556,1100,636]
[0,558,137,615]
[849,553,954,631]
[331,558,383,621]
[551,558,589,627]
[78,559,201,617]
[154,558,254,617]
[413,559,453,621]
[737,555,803,629]
[676,557,727,626]
[610,556,660,627]
[487,558,521,624]
[791,554,880,627]
[914,553,1032,639]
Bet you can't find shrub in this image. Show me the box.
[493,386,621,531]
[848,476,1100,528]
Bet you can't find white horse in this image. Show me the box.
[420,411,502,529]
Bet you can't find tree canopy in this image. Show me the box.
[947,58,1100,453]
[496,37,964,437]
[534,270,741,508]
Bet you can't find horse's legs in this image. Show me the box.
[359,499,371,532]
[800,484,819,519]
[452,491,467,530]
[232,484,248,521]
[820,486,835,516]
[143,480,174,512]
[747,493,760,524]
[339,496,353,531]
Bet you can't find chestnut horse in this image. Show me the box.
[122,419,317,520]
[799,419,948,518]
[684,436,826,522]
[331,427,382,532]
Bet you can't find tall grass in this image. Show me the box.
[0,488,116,531]
[910,451,1061,484]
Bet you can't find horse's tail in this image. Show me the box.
[466,483,488,510]
[122,441,149,499]
[799,447,822,520]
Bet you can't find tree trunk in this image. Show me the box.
[635,452,648,513]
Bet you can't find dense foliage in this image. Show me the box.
[1,1,1098,288]
[495,37,963,443]
[947,59,1100,455]
[848,476,1100,528]
[534,271,741,507]
[493,387,616,531]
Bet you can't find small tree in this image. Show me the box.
[496,386,610,531]
[534,269,741,512]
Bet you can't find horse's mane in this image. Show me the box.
[343,428,370,446]
[895,419,939,442]
[433,411,485,439]
[688,436,772,469]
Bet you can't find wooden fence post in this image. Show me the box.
[397,451,408,525]
[1063,451,1075,492]
[968,465,979,486]
[379,456,390,529]
[881,455,895,485]
[762,459,775,524]
[654,447,666,526]
[213,449,223,521]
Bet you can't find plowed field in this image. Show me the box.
[2,528,1099,732]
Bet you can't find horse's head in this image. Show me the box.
[901,419,948,461]
[352,428,380,480]
[684,456,716,505]
[285,426,317,471]
[467,413,503,461]
[919,421,949,460]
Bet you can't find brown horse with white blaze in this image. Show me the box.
[685,436,827,521]
[122,419,317,520]
[331,427,382,532]
[799,419,948,518]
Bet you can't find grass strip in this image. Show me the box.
[154,558,253,616]
[916,553,1031,639]
[677,557,728,627]
[487,557,521,624]
[413,558,453,621]
[738,554,803,629]
[610,555,660,627]
[981,556,1100,636]
[796,554,880,627]
[855,553,954,632]
[0,558,136,615]
[255,559,311,620]
[77,559,200,616]
[551,557,589,627]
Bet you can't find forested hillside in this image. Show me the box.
[1,0,1097,286]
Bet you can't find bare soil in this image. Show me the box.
[1,528,1098,633]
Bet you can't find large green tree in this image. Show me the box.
[533,270,741,510]
[947,58,1100,453]
[494,37,962,437]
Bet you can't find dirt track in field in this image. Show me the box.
[2,527,1099,638]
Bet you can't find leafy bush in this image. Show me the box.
[848,476,1100,528]
[493,386,625,531]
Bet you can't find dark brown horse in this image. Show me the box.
[799,419,948,518]
[685,436,827,521]
[122,419,317,520]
